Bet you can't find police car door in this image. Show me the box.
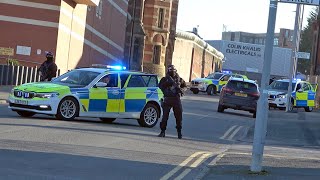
[295,82,309,107]
[88,73,120,117]
[219,74,231,92]
[122,75,148,115]
[305,83,316,107]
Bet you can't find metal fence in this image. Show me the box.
[0,65,60,86]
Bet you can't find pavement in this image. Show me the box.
[0,85,12,104]
[201,109,320,180]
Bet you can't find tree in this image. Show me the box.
[298,8,319,74]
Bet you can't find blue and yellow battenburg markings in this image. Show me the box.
[70,87,162,113]
[292,90,316,107]
[211,79,226,92]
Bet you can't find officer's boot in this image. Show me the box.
[177,129,182,139]
[158,130,165,137]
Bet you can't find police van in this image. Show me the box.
[268,79,318,112]
[8,65,163,128]
[190,71,249,95]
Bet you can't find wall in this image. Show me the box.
[0,0,128,74]
[0,0,61,67]
[56,0,128,73]
[172,31,224,82]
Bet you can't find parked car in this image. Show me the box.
[217,77,260,118]
[8,65,163,128]
[190,71,249,95]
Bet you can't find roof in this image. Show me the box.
[229,77,257,84]
[74,68,153,75]
[276,79,303,83]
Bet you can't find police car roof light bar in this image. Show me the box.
[92,64,127,70]
[222,70,232,74]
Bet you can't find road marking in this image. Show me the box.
[220,125,237,139]
[183,112,208,117]
[173,153,212,180]
[227,126,243,140]
[174,168,192,180]
[160,151,207,180]
[190,153,212,168]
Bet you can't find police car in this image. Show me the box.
[8,65,163,128]
[190,71,249,95]
[268,79,317,112]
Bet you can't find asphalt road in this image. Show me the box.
[0,92,319,179]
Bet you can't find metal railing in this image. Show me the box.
[0,65,60,86]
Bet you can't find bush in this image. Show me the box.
[7,58,19,66]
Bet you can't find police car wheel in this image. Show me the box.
[139,104,159,128]
[16,111,36,117]
[56,97,79,120]
[304,106,313,112]
[192,89,199,94]
[207,85,216,95]
[100,118,116,123]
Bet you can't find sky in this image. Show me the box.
[176,0,316,40]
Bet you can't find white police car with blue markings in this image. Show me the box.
[9,65,164,128]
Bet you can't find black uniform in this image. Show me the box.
[158,72,187,138]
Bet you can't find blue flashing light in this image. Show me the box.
[92,64,127,70]
[222,70,232,74]
[107,65,126,70]
[293,78,302,81]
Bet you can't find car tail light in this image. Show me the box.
[250,92,260,97]
[224,87,233,94]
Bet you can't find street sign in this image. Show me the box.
[279,0,320,6]
[296,52,310,59]
[0,47,14,56]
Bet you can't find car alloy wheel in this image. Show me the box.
[144,107,158,126]
[60,100,76,118]
[56,97,79,120]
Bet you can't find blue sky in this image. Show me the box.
[177,0,316,40]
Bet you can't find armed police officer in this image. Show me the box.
[158,65,187,139]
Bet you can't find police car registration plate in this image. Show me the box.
[15,99,28,105]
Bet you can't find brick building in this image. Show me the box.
[0,0,128,74]
[222,28,294,49]
[172,30,224,82]
[124,0,179,77]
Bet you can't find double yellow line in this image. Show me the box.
[160,151,212,180]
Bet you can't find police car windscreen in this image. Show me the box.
[269,81,296,91]
[206,73,223,79]
[52,70,100,87]
[227,80,258,93]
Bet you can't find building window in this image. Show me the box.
[231,32,235,41]
[285,30,289,38]
[259,38,263,44]
[274,38,279,46]
[290,35,293,41]
[158,8,164,28]
[153,45,161,64]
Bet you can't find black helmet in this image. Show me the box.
[167,65,176,72]
[45,51,54,58]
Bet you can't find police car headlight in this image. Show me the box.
[10,89,14,95]
[277,94,286,99]
[35,93,59,98]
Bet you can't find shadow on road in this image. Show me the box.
[0,148,174,179]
